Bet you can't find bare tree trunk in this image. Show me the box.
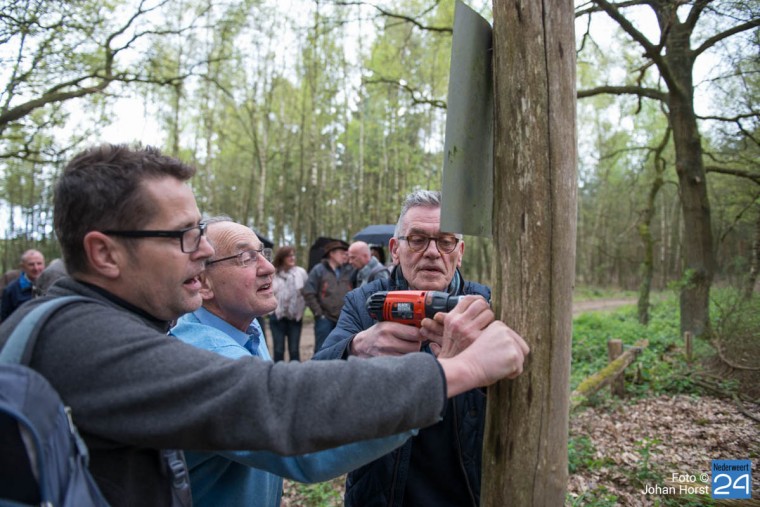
[745,209,760,299]
[666,26,715,337]
[483,1,576,505]
[638,129,670,324]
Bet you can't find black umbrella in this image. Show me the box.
[352,224,395,246]
[254,229,274,249]
[307,237,343,272]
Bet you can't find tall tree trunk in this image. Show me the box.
[638,179,662,325]
[638,129,670,324]
[744,209,760,299]
[666,22,715,338]
[483,1,576,505]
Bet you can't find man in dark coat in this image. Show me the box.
[303,240,354,352]
[314,190,528,507]
[0,249,45,319]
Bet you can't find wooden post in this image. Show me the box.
[684,331,693,363]
[570,341,648,411]
[483,0,576,504]
[608,339,625,397]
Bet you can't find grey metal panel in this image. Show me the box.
[440,0,493,237]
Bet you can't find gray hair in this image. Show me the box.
[394,190,462,238]
[204,215,234,226]
[394,190,441,237]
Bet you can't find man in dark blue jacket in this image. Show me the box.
[315,190,527,507]
[1,249,45,320]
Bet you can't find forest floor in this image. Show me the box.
[270,299,760,506]
[568,394,760,506]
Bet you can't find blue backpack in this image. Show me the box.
[0,296,110,506]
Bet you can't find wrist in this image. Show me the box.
[437,357,476,398]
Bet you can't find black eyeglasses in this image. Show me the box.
[206,246,273,268]
[103,223,207,253]
[398,234,460,254]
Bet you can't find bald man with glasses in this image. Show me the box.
[170,218,420,507]
[314,189,528,507]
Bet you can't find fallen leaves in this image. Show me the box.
[569,394,760,505]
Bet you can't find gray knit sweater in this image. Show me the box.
[0,277,446,506]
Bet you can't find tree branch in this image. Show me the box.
[578,84,668,102]
[705,166,760,184]
[682,0,710,32]
[363,77,446,109]
[0,83,110,127]
[694,17,760,58]
[331,1,452,33]
[588,0,684,93]
[590,0,661,59]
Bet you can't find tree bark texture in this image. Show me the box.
[637,135,668,325]
[484,1,576,505]
[665,21,715,338]
[745,210,760,299]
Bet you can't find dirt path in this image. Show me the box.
[573,298,637,315]
[263,298,637,362]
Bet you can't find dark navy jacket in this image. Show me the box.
[314,267,490,507]
[1,273,33,320]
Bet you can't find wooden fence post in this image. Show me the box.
[608,339,625,397]
[570,340,648,411]
[684,331,693,364]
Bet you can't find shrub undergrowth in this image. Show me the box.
[568,288,759,506]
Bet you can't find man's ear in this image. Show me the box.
[456,241,464,268]
[198,273,214,301]
[389,237,400,265]
[82,231,124,279]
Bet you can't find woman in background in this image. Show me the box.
[269,246,309,361]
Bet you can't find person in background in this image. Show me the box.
[0,144,527,507]
[370,245,387,265]
[171,219,417,507]
[1,249,45,319]
[348,240,390,288]
[33,258,68,297]
[314,190,526,507]
[269,245,309,361]
[302,240,353,352]
[0,269,21,293]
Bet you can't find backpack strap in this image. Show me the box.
[0,296,94,365]
[0,296,192,507]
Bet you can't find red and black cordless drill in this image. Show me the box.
[366,290,463,327]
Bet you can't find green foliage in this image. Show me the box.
[629,438,661,486]
[572,294,682,395]
[711,287,760,339]
[568,435,606,474]
[566,487,619,507]
[571,308,647,389]
[574,285,637,301]
[572,288,760,403]
[289,480,343,507]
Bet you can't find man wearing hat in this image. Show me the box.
[302,239,354,352]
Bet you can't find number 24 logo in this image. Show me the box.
[713,473,750,497]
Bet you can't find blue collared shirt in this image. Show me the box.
[170,307,414,507]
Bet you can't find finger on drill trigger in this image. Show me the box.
[420,318,443,341]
